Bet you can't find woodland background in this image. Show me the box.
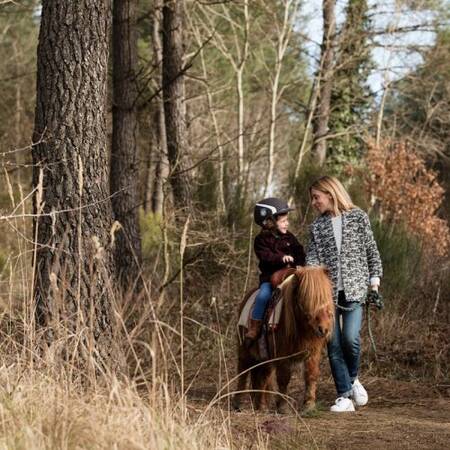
[0,0,449,448]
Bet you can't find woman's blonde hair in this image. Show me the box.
[309,176,355,216]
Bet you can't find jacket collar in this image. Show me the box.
[320,209,355,251]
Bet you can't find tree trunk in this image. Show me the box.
[142,132,154,213]
[32,0,119,366]
[162,0,192,213]
[151,0,169,215]
[312,0,336,166]
[111,0,142,290]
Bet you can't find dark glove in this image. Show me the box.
[367,290,384,310]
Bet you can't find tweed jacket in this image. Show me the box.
[306,208,382,303]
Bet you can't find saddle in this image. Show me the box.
[266,267,297,329]
[239,268,298,360]
[270,267,297,289]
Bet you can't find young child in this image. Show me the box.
[245,197,306,342]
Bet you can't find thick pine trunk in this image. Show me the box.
[32,0,118,365]
[111,0,142,290]
[162,0,192,213]
[312,0,336,166]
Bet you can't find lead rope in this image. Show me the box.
[366,290,384,361]
[366,304,378,360]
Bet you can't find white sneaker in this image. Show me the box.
[330,397,355,412]
[352,379,368,406]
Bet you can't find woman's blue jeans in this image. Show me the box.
[252,282,273,320]
[327,291,363,397]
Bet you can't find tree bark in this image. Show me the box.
[111,0,142,290]
[151,0,169,215]
[312,0,336,166]
[162,0,192,213]
[32,0,119,365]
[264,0,297,196]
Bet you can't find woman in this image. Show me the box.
[306,176,382,412]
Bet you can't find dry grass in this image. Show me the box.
[0,364,240,450]
[0,176,449,450]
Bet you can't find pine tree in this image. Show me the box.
[32,0,120,366]
[328,0,374,171]
[111,0,143,290]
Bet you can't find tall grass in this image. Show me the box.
[1,170,449,449]
[0,189,267,449]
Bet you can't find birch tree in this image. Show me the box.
[312,0,336,165]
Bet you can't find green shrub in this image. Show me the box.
[140,211,163,258]
[372,219,422,299]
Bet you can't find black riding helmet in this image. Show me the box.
[254,197,294,226]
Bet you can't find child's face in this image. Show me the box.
[276,214,289,234]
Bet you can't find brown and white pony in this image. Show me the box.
[232,266,334,413]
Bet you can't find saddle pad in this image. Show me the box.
[238,289,259,328]
[237,287,287,329]
[268,296,283,327]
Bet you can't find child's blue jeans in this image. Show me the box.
[251,282,273,320]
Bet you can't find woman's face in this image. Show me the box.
[311,188,333,215]
[276,214,289,234]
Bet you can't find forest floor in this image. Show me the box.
[187,372,450,449]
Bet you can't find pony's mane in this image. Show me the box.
[280,267,334,339]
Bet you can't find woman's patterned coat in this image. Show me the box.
[306,208,383,303]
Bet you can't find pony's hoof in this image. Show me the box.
[231,397,242,412]
[303,401,316,410]
[276,401,291,415]
[301,403,318,417]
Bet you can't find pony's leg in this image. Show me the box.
[275,362,292,414]
[303,345,322,411]
[260,365,275,411]
[250,365,271,411]
[232,347,250,411]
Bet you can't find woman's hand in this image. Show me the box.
[367,289,383,309]
[282,255,294,264]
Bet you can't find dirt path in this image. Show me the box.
[189,377,450,449]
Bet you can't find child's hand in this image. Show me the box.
[282,255,294,264]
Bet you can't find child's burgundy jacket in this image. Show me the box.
[254,230,305,283]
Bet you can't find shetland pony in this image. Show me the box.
[232,267,334,413]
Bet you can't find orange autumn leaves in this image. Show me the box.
[365,141,450,257]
